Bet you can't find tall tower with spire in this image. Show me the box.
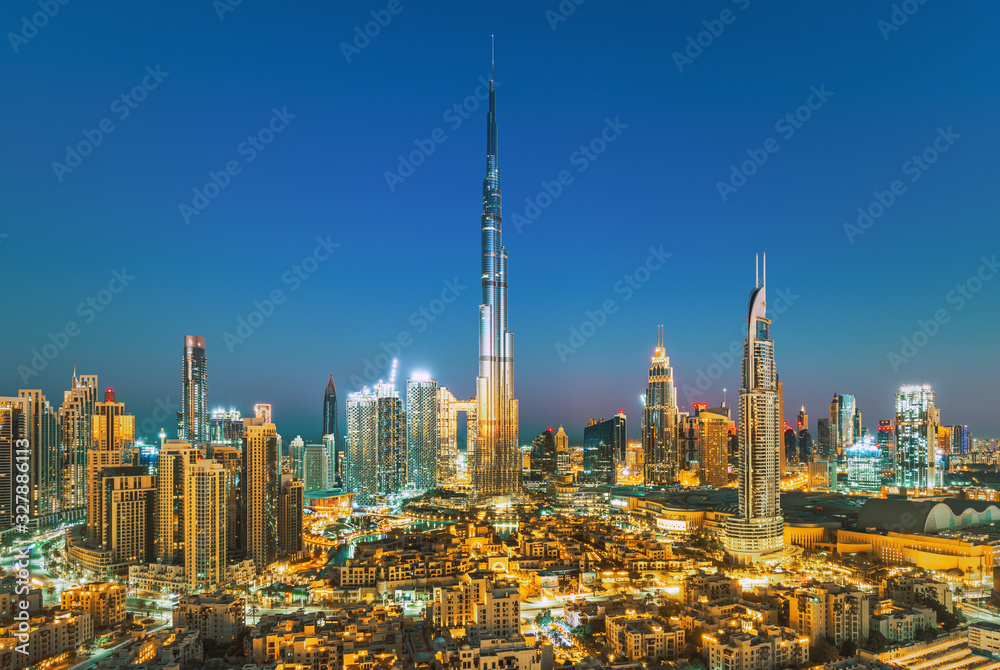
[643,326,679,486]
[474,39,520,500]
[726,253,784,564]
[323,374,340,488]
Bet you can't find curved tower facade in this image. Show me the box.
[726,254,784,564]
[474,47,520,499]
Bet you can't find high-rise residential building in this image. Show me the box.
[584,414,626,484]
[643,327,679,486]
[346,382,405,503]
[92,465,156,570]
[181,335,208,444]
[895,384,940,489]
[156,440,199,565]
[829,393,856,457]
[185,459,227,591]
[699,406,730,488]
[949,425,970,455]
[815,418,830,461]
[211,446,243,561]
[877,419,894,472]
[797,428,812,464]
[473,52,520,501]
[726,255,784,564]
[854,407,863,445]
[277,473,304,558]
[797,406,809,434]
[784,428,799,466]
[302,443,329,493]
[322,374,341,487]
[253,404,272,423]
[777,380,785,477]
[0,397,27,531]
[86,389,134,544]
[289,436,305,476]
[406,376,438,490]
[243,418,279,573]
[59,371,99,520]
[209,408,244,449]
[846,436,881,493]
[18,389,61,527]
[530,429,557,478]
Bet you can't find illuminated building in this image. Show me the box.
[211,446,243,561]
[436,386,476,485]
[301,443,328,492]
[172,593,245,645]
[783,428,798,466]
[845,435,881,493]
[554,425,568,455]
[797,406,808,434]
[181,335,208,444]
[584,414,626,484]
[243,418,279,573]
[406,375,438,490]
[837,527,992,574]
[59,370,98,520]
[607,614,685,661]
[777,380,785,476]
[829,393,856,457]
[277,473,304,557]
[877,419,894,472]
[0,396,26,531]
[86,388,134,544]
[816,418,831,460]
[895,384,939,489]
[726,254,784,564]
[644,327,680,485]
[427,572,521,641]
[253,403,272,423]
[697,406,730,488]
[185,458,227,591]
[61,582,126,630]
[323,374,341,486]
[473,50,520,501]
[18,388,60,527]
[797,428,812,463]
[346,379,405,503]
[209,408,243,449]
[790,582,869,645]
[156,439,198,564]
[946,424,969,455]
[703,626,808,670]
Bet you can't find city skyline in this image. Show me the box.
[4,2,999,446]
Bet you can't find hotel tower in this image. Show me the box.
[473,43,520,499]
[726,254,784,564]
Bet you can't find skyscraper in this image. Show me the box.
[846,436,881,493]
[643,327,679,486]
[699,406,731,488]
[797,406,809,434]
[816,418,831,460]
[346,381,405,503]
[156,439,199,565]
[877,419,894,471]
[277,473,304,558]
[895,384,939,489]
[253,403,272,423]
[181,335,208,444]
[322,374,341,487]
[19,389,61,527]
[584,414,626,484]
[530,429,557,478]
[209,408,244,450]
[406,376,438,490]
[829,393,856,456]
[243,418,279,573]
[726,254,784,564]
[86,388,134,544]
[185,458,227,591]
[554,426,569,457]
[0,397,27,531]
[59,371,98,520]
[473,47,520,500]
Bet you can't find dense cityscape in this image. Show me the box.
[4,4,1000,670]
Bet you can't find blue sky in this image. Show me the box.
[2,0,998,443]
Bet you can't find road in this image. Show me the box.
[52,620,171,670]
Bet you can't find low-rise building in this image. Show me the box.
[98,627,202,670]
[870,603,936,643]
[172,592,246,644]
[606,615,685,662]
[789,582,870,646]
[703,626,809,670]
[683,571,740,606]
[61,582,126,631]
[0,609,94,669]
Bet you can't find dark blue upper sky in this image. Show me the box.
[3,0,998,444]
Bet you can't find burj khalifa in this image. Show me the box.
[474,43,520,500]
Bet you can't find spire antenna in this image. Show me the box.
[491,35,495,78]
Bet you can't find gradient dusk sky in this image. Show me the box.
[3,0,998,444]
